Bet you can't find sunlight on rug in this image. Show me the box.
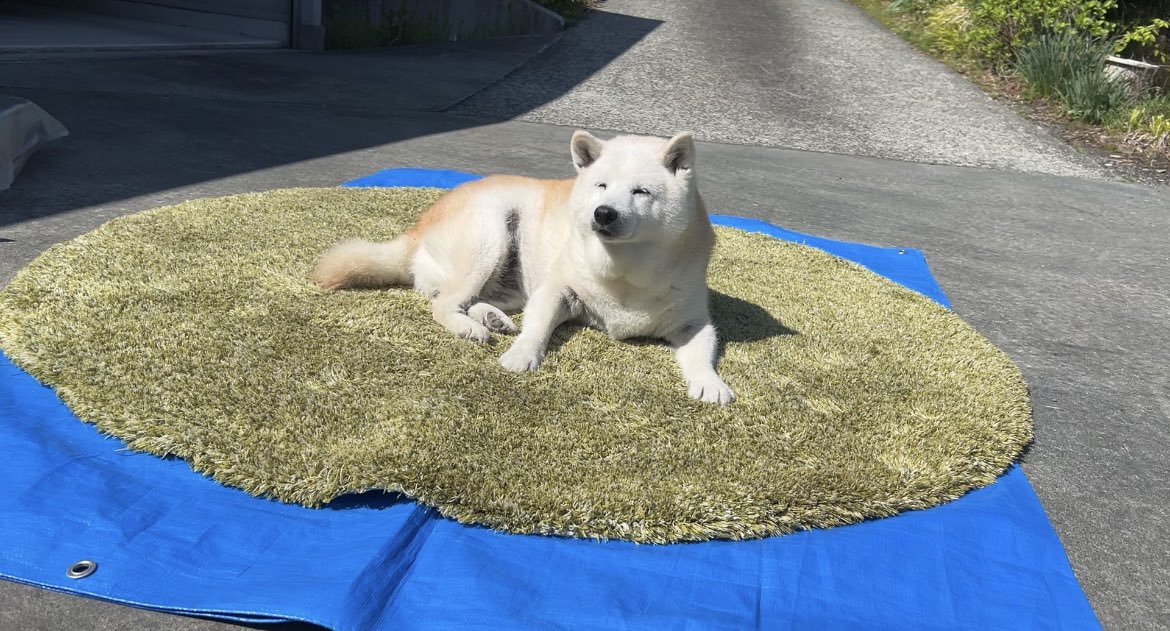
[0,188,1032,542]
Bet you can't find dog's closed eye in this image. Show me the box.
[596,183,607,190]
[632,188,651,197]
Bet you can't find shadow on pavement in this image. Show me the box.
[0,10,661,228]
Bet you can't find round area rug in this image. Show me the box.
[0,188,1032,543]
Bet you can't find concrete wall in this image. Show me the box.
[32,0,561,50]
[325,0,563,46]
[38,0,305,47]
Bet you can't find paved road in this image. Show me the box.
[455,0,1106,178]
[2,2,1168,630]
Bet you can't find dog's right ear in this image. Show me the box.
[661,132,696,175]
[571,131,604,172]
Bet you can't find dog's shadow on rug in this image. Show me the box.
[546,290,796,355]
[710,291,797,344]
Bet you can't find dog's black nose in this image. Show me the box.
[593,205,619,227]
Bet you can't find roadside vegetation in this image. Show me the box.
[852,0,1170,180]
[531,0,597,23]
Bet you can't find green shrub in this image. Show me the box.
[1115,18,1170,62]
[925,2,973,57]
[1017,31,1113,99]
[530,0,593,22]
[1059,65,1130,122]
[1124,92,1170,147]
[886,0,947,14]
[930,0,1118,66]
[1016,35,1068,98]
[1110,1,1170,26]
[1015,32,1130,123]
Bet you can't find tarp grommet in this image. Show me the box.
[66,560,97,579]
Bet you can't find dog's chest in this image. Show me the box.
[575,283,681,340]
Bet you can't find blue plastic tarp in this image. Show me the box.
[0,168,1100,629]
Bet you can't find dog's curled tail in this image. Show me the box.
[309,236,415,290]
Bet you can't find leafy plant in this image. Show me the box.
[947,0,1118,66]
[1124,92,1170,148]
[1017,31,1115,99]
[1014,32,1129,123]
[1110,1,1170,28]
[1059,64,1131,122]
[1114,18,1170,62]
[925,1,973,55]
[887,0,946,14]
[1149,113,1170,141]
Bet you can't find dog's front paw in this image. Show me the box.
[457,320,491,344]
[688,375,735,405]
[499,341,544,372]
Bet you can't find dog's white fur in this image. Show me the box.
[311,131,734,404]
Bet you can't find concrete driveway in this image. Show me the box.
[1,1,1167,629]
[455,0,1105,178]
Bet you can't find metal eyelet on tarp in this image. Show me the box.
[66,560,97,579]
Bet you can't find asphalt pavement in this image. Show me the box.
[1,1,1168,629]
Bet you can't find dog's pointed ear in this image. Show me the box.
[571,131,604,172]
[661,132,696,175]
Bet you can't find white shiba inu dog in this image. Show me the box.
[311,131,734,404]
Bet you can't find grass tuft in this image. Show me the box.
[1015,32,1132,123]
[1060,64,1132,122]
[1016,31,1104,99]
[1121,91,1170,148]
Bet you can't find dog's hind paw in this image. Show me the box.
[688,375,735,405]
[467,303,518,334]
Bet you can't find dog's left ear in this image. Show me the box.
[571,131,605,172]
[661,132,696,175]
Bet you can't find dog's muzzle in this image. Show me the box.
[592,205,621,238]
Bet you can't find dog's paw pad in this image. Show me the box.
[468,303,518,334]
[483,311,517,334]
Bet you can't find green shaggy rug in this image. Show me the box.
[0,188,1032,543]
